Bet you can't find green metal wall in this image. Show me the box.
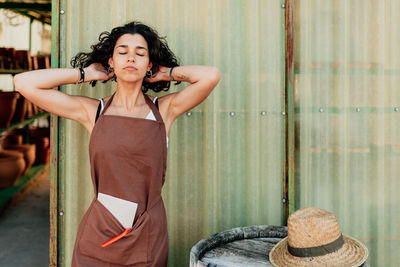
[55,1,285,266]
[293,1,400,266]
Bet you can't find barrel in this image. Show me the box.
[190,225,287,267]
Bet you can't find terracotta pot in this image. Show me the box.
[25,101,40,117]
[30,126,50,139]
[32,55,50,70]
[0,92,19,128]
[25,101,34,118]
[15,50,32,70]
[0,150,25,188]
[34,137,50,165]
[8,128,27,140]
[32,104,40,116]
[30,128,50,165]
[11,93,27,123]
[5,128,28,144]
[4,48,16,69]
[3,144,36,175]
[9,127,26,135]
[6,48,16,61]
[0,48,7,69]
[1,133,23,147]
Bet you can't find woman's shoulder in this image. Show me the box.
[146,94,165,104]
[148,93,176,103]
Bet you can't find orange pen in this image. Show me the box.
[101,228,131,247]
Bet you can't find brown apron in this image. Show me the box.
[71,93,168,267]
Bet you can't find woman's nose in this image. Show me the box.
[127,54,135,62]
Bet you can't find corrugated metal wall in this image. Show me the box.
[294,1,400,266]
[57,1,285,266]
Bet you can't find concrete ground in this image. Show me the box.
[0,166,50,267]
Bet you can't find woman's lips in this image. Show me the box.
[124,66,138,71]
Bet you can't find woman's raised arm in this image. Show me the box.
[146,65,221,132]
[13,64,114,131]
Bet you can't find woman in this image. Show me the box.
[14,21,220,267]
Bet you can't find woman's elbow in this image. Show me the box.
[13,74,25,92]
[13,74,32,96]
[209,66,221,85]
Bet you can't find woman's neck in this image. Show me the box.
[113,80,146,112]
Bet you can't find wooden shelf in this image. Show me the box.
[0,112,50,135]
[0,69,28,75]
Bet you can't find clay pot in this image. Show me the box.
[34,137,50,165]
[3,144,36,175]
[6,48,16,69]
[26,101,37,118]
[1,48,16,69]
[25,101,33,118]
[0,150,25,188]
[25,101,41,117]
[11,93,27,123]
[29,127,50,165]
[0,91,19,128]
[30,126,50,139]
[9,128,26,135]
[32,55,50,70]
[0,48,8,69]
[15,50,32,70]
[1,133,23,148]
[8,128,27,142]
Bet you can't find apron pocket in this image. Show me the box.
[78,199,149,265]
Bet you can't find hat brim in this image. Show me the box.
[269,235,368,267]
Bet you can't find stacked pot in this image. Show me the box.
[0,91,50,188]
[0,90,43,129]
[30,126,50,165]
[0,47,50,70]
[0,150,25,188]
[0,132,36,187]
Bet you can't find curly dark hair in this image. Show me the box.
[70,21,180,93]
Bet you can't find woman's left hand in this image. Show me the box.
[144,66,171,83]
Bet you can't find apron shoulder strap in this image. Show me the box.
[154,97,159,110]
[95,98,105,123]
[101,93,116,115]
[144,94,164,123]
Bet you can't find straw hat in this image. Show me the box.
[269,207,368,267]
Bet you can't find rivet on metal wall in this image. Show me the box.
[60,10,65,15]
[356,108,361,112]
[261,111,266,116]
[319,108,324,113]
[281,4,286,8]
[282,111,286,115]
[186,112,192,117]
[59,211,64,216]
[395,107,399,112]
[229,112,235,117]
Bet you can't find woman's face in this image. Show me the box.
[109,33,152,83]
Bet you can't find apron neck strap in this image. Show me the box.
[144,94,164,123]
[101,92,116,115]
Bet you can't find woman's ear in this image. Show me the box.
[147,62,153,71]
[108,58,114,68]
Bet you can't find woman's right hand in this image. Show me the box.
[84,63,115,82]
